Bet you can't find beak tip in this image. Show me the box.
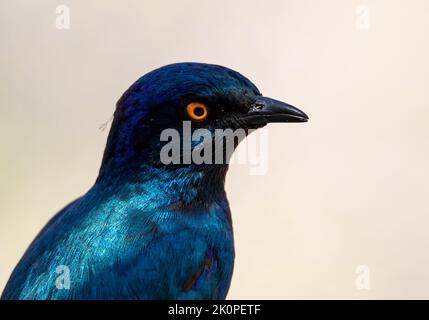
[302,113,309,122]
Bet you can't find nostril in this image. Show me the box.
[250,103,264,112]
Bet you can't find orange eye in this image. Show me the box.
[186,102,208,121]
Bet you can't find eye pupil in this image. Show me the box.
[193,107,205,117]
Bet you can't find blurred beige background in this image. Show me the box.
[1,0,429,299]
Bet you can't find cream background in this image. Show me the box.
[1,0,429,299]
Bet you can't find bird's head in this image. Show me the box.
[99,63,307,183]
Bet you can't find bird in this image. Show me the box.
[1,62,308,300]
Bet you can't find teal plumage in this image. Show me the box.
[1,63,307,299]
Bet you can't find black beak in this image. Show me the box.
[241,96,308,126]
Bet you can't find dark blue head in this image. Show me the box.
[99,63,307,180]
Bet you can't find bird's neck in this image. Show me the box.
[96,162,229,206]
[97,119,230,206]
